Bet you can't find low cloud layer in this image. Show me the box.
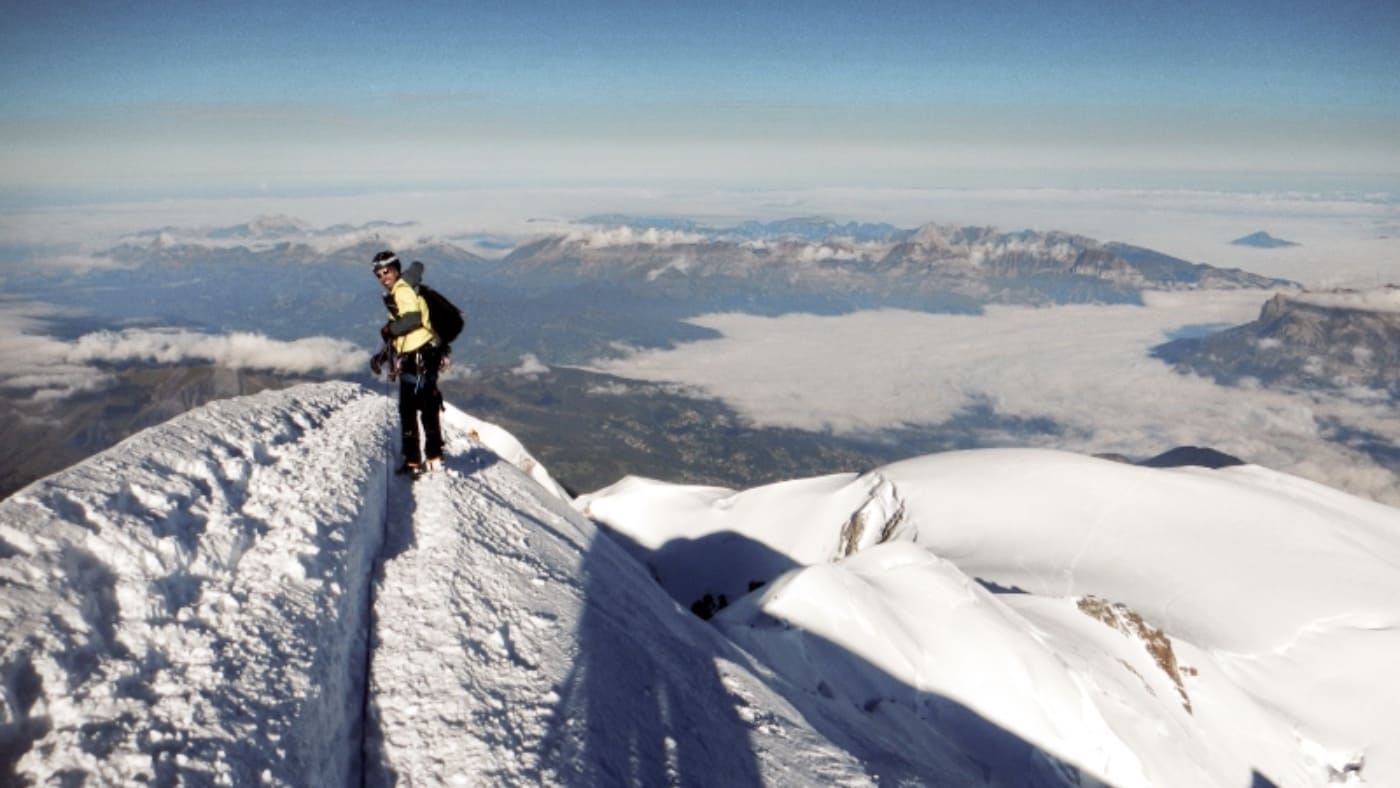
[0,302,365,402]
[592,290,1400,505]
[0,302,114,401]
[566,226,707,249]
[67,329,365,375]
[512,353,549,377]
[1291,286,1400,313]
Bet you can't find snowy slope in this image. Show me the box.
[1,382,393,784]
[0,382,868,785]
[359,406,869,786]
[5,381,1399,787]
[580,451,1400,787]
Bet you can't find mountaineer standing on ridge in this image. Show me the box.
[371,250,444,477]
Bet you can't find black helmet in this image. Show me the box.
[371,250,401,273]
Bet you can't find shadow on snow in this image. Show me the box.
[557,525,1290,787]
[540,525,1095,787]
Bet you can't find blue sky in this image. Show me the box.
[2,1,1398,203]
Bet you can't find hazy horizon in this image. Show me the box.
[3,2,1397,205]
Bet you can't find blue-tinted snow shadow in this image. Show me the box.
[0,642,51,782]
[540,528,768,787]
[361,434,516,786]
[450,444,503,478]
[360,454,421,787]
[560,528,1291,787]
[372,446,501,564]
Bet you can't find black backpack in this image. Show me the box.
[419,283,465,345]
[400,260,465,345]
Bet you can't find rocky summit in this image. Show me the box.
[1154,286,1400,397]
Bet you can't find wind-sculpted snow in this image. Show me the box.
[582,449,1400,786]
[0,382,394,784]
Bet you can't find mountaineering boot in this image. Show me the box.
[422,457,443,475]
[394,461,422,478]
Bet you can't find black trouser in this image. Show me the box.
[397,345,444,465]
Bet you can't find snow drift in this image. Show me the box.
[580,451,1400,787]
[2,380,1398,786]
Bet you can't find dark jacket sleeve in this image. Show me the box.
[387,310,422,337]
[385,280,424,337]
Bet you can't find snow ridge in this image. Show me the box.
[5,382,1400,786]
[360,407,868,786]
[1,383,872,786]
[0,382,393,784]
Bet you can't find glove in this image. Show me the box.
[370,351,385,376]
[380,322,393,341]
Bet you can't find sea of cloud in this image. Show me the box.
[0,300,365,402]
[67,328,365,375]
[1291,286,1400,313]
[590,290,1400,505]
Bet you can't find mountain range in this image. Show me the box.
[10,215,1297,374]
[503,220,1296,310]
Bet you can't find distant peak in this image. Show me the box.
[1140,446,1245,469]
[1231,231,1299,248]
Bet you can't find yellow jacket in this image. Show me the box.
[386,279,436,354]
